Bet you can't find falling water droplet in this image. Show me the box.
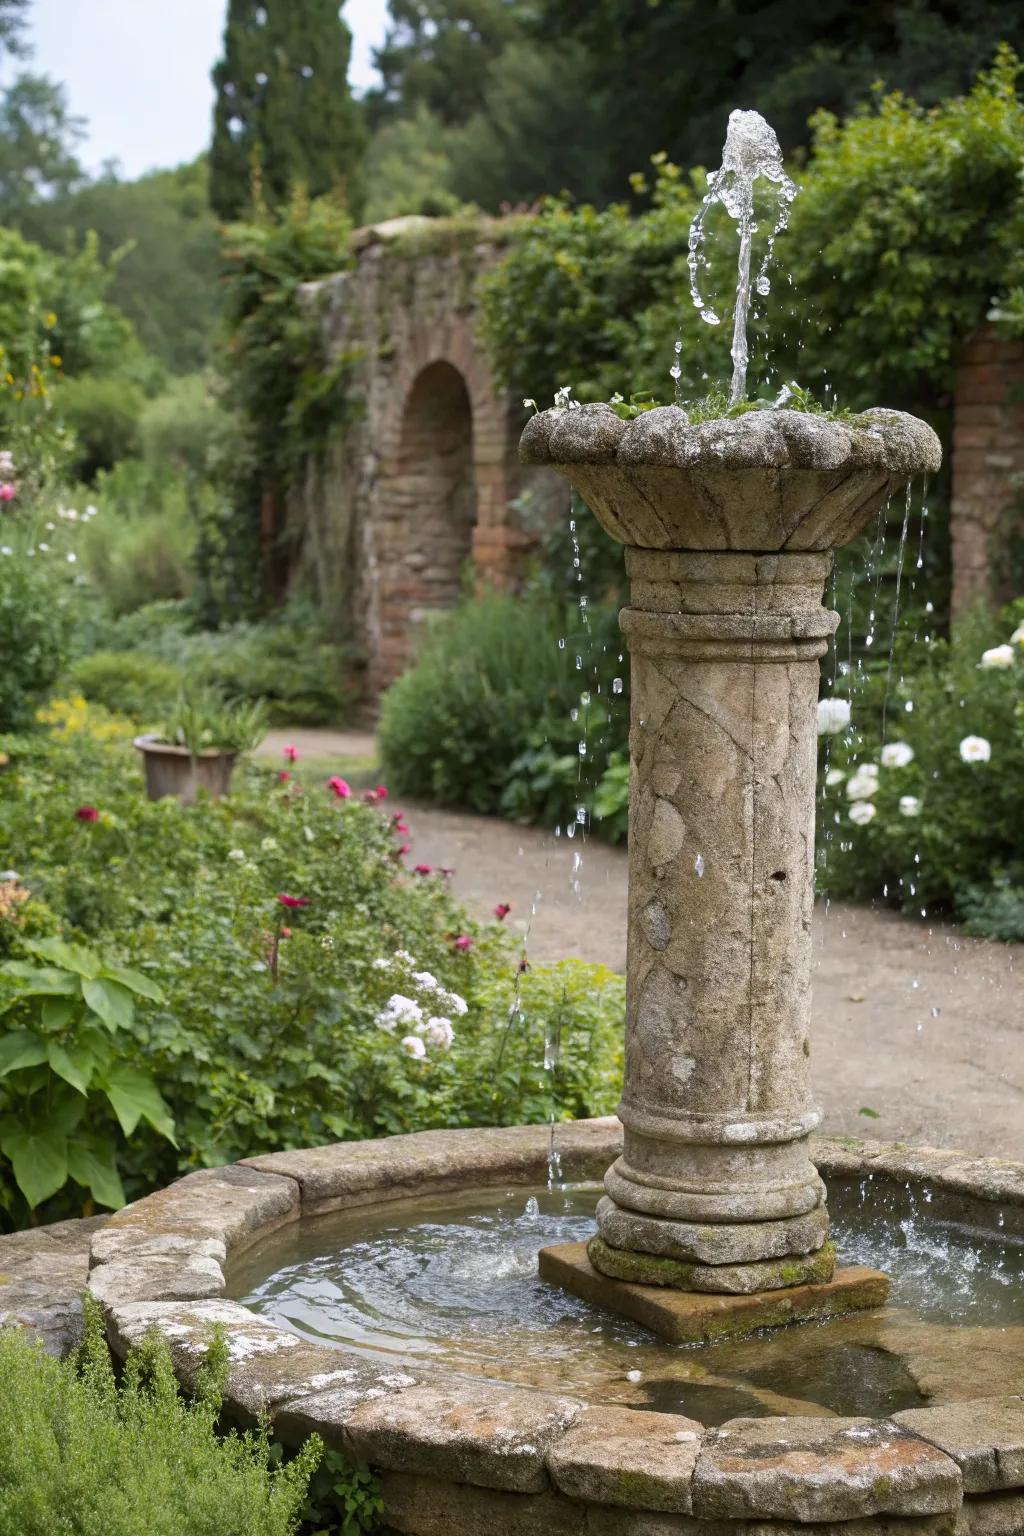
[612,677,623,694]
[695,853,705,877]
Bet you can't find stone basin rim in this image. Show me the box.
[519,401,943,477]
[86,1120,1024,1533]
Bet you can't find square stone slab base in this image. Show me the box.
[538,1242,890,1345]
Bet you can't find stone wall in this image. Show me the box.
[950,327,1024,621]
[292,216,556,695]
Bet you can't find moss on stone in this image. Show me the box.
[587,1236,838,1295]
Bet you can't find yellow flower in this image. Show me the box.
[45,312,57,328]
[50,355,62,368]
[4,373,13,385]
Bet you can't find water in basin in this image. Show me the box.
[231,1180,1024,1425]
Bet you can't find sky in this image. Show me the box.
[25,0,390,180]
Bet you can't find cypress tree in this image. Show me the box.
[210,0,366,221]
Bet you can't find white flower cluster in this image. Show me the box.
[979,624,1024,671]
[372,953,466,1058]
[840,739,918,827]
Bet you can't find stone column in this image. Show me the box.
[597,549,835,1274]
[521,401,940,1290]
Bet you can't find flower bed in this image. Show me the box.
[0,708,623,1230]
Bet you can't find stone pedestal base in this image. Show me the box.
[587,1235,836,1295]
[539,1242,890,1346]
[596,1194,828,1271]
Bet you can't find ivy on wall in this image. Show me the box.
[212,190,361,617]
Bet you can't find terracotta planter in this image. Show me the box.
[133,735,237,804]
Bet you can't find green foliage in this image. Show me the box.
[20,160,222,376]
[779,46,1024,404]
[367,0,531,130]
[216,191,358,616]
[816,603,1024,935]
[301,1448,384,1536]
[0,538,73,730]
[0,935,173,1215]
[445,40,611,209]
[0,713,624,1213]
[210,0,366,222]
[0,1299,320,1536]
[378,587,628,829]
[533,0,1024,205]
[159,690,269,755]
[481,54,1024,413]
[76,597,358,726]
[139,373,223,476]
[363,106,465,223]
[71,651,184,721]
[0,72,84,222]
[74,461,197,614]
[59,374,145,480]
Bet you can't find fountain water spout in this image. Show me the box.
[688,109,798,406]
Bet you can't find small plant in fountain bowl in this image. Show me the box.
[134,691,268,804]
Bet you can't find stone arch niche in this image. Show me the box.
[371,360,478,689]
[292,219,562,696]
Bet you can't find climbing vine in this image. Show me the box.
[213,190,361,616]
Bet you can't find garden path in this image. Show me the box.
[257,730,1024,1160]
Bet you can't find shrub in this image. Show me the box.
[816,602,1024,934]
[139,373,223,477]
[60,374,146,482]
[0,1299,319,1536]
[74,460,197,615]
[76,597,358,727]
[72,651,185,720]
[0,539,73,730]
[378,588,629,830]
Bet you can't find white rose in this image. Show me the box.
[420,1016,455,1050]
[849,801,877,826]
[980,645,1015,670]
[880,742,914,768]
[899,795,921,817]
[846,769,879,801]
[824,767,846,786]
[817,697,851,736]
[400,1034,426,1059]
[959,735,992,764]
[1010,623,1024,647]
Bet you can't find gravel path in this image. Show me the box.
[257,730,1024,1159]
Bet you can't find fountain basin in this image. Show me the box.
[519,403,941,553]
[89,1121,1024,1535]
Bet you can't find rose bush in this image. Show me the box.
[816,602,1024,936]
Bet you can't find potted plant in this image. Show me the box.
[134,693,268,804]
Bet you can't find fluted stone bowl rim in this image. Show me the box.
[86,1121,1024,1532]
[520,402,942,479]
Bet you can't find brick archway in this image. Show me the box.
[371,360,478,687]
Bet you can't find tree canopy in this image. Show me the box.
[209,0,367,221]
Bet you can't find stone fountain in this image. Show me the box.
[523,398,939,1337]
[33,108,1021,1536]
[521,110,941,1337]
